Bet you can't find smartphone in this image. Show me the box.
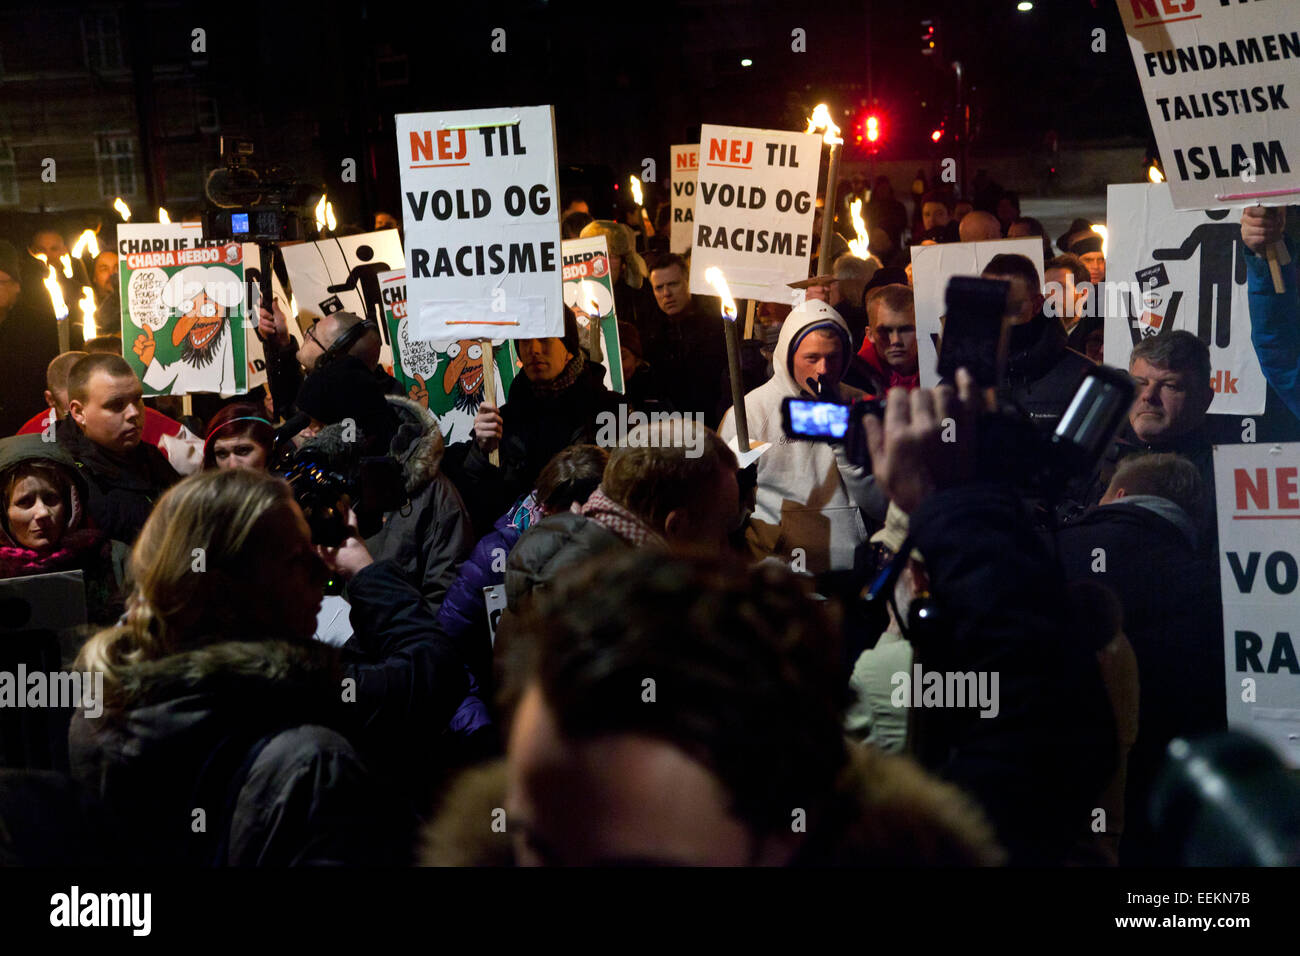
[936,276,1011,388]
[781,397,851,441]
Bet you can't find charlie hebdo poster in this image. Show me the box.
[118,222,247,395]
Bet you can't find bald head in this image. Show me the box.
[959,211,1003,242]
[46,351,88,416]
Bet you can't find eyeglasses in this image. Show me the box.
[304,321,326,351]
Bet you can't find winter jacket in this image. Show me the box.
[0,434,129,627]
[504,510,631,610]
[849,336,921,399]
[19,408,203,475]
[364,395,473,615]
[907,483,1117,866]
[420,741,1005,866]
[54,415,179,544]
[1245,236,1300,421]
[1051,497,1225,864]
[719,304,879,575]
[1001,313,1095,432]
[637,299,731,427]
[446,358,617,535]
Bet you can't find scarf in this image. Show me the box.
[580,487,666,549]
[528,351,586,397]
[0,528,106,579]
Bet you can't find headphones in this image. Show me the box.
[314,316,380,368]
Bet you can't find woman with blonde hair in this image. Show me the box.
[71,468,467,865]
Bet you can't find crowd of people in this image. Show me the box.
[0,176,1296,868]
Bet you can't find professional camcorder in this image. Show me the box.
[202,137,318,243]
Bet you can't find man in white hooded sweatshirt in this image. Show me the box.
[719,300,884,575]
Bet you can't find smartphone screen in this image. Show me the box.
[783,398,850,440]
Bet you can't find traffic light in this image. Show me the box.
[921,18,938,57]
[865,115,881,143]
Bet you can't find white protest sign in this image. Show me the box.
[278,229,403,372]
[240,242,296,391]
[1104,183,1264,415]
[670,144,699,255]
[561,235,624,393]
[1118,2,1300,210]
[1214,441,1300,768]
[394,105,563,340]
[910,237,1045,389]
[689,123,820,303]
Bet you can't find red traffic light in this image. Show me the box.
[930,128,943,143]
[865,115,881,143]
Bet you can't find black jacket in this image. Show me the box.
[54,416,180,544]
[907,483,1116,865]
[1051,498,1225,862]
[637,299,730,428]
[0,302,60,437]
[1001,313,1095,433]
[445,361,617,534]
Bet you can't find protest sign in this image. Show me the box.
[394,105,563,341]
[484,584,507,649]
[689,123,821,303]
[1118,2,1300,211]
[1214,441,1300,768]
[378,269,517,446]
[277,229,403,372]
[909,237,1044,389]
[118,222,246,396]
[240,242,297,391]
[561,236,624,393]
[670,144,699,255]
[1104,183,1264,415]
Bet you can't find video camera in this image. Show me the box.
[782,276,1135,501]
[202,137,317,243]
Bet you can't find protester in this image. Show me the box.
[1052,453,1223,864]
[0,434,128,624]
[862,369,1117,865]
[1240,206,1299,420]
[578,220,654,332]
[994,192,1020,236]
[91,250,122,336]
[1007,216,1055,264]
[55,354,179,543]
[802,254,878,351]
[0,240,60,437]
[295,355,473,614]
[719,300,883,574]
[561,210,593,239]
[1056,218,1106,282]
[865,176,909,253]
[917,191,958,243]
[958,210,1002,242]
[424,549,1003,866]
[850,284,920,399]
[1043,253,1093,345]
[616,321,672,412]
[70,469,466,865]
[203,403,275,471]
[980,253,1094,432]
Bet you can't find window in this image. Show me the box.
[82,9,124,72]
[0,142,16,206]
[95,134,137,198]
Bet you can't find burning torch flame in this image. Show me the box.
[315,195,328,231]
[1091,224,1108,259]
[158,207,171,224]
[114,197,132,221]
[71,229,99,259]
[579,279,602,317]
[848,199,870,259]
[1148,164,1165,184]
[629,176,643,207]
[804,103,843,146]
[704,267,738,321]
[79,286,96,340]
[59,254,73,278]
[43,265,68,320]
[325,202,337,232]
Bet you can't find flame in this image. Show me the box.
[848,199,870,259]
[703,267,737,321]
[59,253,73,278]
[629,176,643,207]
[314,195,328,231]
[114,197,132,221]
[804,103,843,146]
[1091,224,1108,259]
[325,202,337,231]
[1148,164,1165,184]
[579,279,602,317]
[158,206,171,223]
[79,286,96,340]
[43,265,68,319]
[71,229,100,259]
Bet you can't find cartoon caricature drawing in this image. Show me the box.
[133,265,241,394]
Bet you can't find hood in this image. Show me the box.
[384,394,445,495]
[418,743,1004,866]
[771,300,854,398]
[0,433,91,547]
